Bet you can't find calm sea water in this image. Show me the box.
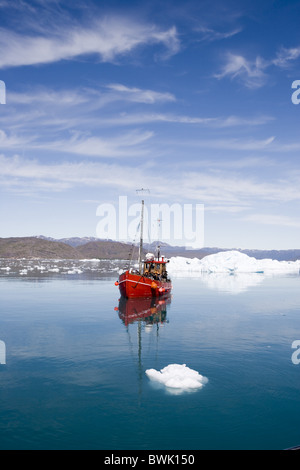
[0,260,300,450]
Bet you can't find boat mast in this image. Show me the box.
[157,217,162,261]
[138,199,144,273]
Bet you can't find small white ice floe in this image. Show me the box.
[67,269,83,274]
[145,364,208,394]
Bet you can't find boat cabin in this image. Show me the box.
[143,253,169,280]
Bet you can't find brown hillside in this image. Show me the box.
[77,240,141,260]
[0,237,80,259]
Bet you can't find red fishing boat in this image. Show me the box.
[115,200,172,299]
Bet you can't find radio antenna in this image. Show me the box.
[136,188,150,195]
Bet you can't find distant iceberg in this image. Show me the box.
[168,250,300,275]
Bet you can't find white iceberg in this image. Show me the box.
[168,250,300,275]
[145,364,208,393]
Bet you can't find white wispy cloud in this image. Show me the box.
[0,129,36,148]
[0,154,150,193]
[2,154,300,207]
[0,83,177,141]
[273,46,300,68]
[242,213,300,228]
[0,84,276,155]
[6,83,175,115]
[105,84,176,104]
[94,112,273,128]
[216,115,274,127]
[0,117,154,158]
[195,25,242,42]
[182,156,277,170]
[173,136,276,151]
[216,44,300,88]
[44,129,154,158]
[0,16,180,69]
[5,83,274,124]
[8,88,91,106]
[95,112,217,126]
[215,53,268,88]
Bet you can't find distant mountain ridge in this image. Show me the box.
[36,235,103,247]
[0,236,300,261]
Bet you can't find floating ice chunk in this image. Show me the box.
[34,265,46,271]
[145,364,208,393]
[79,259,100,262]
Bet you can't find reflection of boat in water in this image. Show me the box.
[116,295,171,327]
[115,295,171,399]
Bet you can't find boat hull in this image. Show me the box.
[118,270,172,298]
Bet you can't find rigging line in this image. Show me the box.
[154,217,163,256]
[147,215,152,247]
[132,275,144,289]
[127,221,141,270]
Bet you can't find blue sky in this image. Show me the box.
[0,0,300,249]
